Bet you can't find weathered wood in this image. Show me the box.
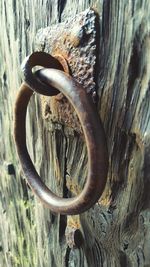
[0,0,150,266]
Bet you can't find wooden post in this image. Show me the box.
[0,1,150,266]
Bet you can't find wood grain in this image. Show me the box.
[0,0,150,266]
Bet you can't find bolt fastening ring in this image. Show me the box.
[14,69,108,215]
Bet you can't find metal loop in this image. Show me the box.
[14,69,108,215]
[21,51,65,96]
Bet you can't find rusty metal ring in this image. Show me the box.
[21,51,65,96]
[14,69,108,215]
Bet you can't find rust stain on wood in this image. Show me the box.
[35,8,98,133]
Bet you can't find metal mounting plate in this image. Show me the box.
[35,8,98,132]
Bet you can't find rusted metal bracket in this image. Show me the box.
[35,8,98,133]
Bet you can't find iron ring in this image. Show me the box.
[14,69,108,215]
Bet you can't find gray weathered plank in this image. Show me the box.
[0,0,150,266]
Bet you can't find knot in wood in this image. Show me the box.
[65,226,83,249]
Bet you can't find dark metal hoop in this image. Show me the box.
[14,69,108,215]
[21,51,64,96]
